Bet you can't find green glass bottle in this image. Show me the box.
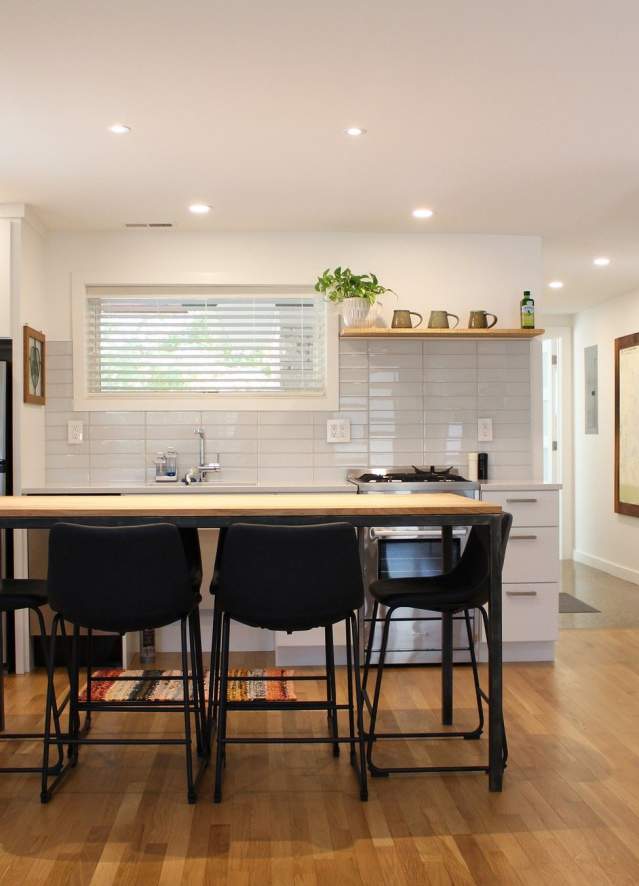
[520,290,535,329]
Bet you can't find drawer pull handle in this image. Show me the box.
[511,534,538,540]
[506,498,538,503]
[506,590,538,597]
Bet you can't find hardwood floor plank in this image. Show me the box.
[2,622,639,884]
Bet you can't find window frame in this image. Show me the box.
[71,276,339,411]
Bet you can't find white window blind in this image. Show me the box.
[86,291,326,395]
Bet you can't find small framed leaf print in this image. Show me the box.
[23,325,46,405]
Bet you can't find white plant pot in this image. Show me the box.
[341,297,371,328]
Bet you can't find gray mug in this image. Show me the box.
[468,310,498,329]
[392,309,423,329]
[428,310,459,329]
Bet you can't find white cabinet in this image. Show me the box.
[503,528,560,584]
[480,484,560,661]
[502,583,559,642]
[484,490,558,528]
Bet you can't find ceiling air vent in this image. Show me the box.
[125,222,173,228]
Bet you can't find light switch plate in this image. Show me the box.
[67,420,84,444]
[326,418,351,443]
[477,417,493,442]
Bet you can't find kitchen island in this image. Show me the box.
[0,491,506,790]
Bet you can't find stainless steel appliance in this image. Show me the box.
[347,466,480,664]
[0,352,11,674]
[0,361,7,497]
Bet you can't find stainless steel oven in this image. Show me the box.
[348,467,480,664]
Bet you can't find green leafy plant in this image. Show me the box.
[314,267,394,305]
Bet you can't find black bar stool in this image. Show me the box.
[61,527,207,751]
[211,522,368,803]
[0,579,64,776]
[40,523,206,804]
[363,513,512,779]
[206,528,347,756]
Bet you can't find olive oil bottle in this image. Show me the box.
[520,290,535,329]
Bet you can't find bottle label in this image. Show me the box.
[521,304,535,328]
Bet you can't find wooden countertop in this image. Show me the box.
[0,492,500,518]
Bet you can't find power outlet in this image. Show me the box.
[477,417,493,442]
[67,420,84,444]
[326,418,351,443]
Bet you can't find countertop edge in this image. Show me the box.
[479,482,562,491]
[21,483,355,495]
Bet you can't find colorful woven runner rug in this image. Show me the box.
[78,668,296,703]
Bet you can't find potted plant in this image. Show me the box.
[314,267,394,327]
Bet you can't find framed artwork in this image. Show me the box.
[615,331,639,516]
[23,325,46,405]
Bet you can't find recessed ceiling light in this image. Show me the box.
[188,203,211,215]
[593,256,611,267]
[412,208,434,219]
[108,123,131,134]
[548,280,564,289]
[345,127,366,136]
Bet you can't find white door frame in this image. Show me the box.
[541,324,574,560]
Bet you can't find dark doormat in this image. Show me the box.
[559,592,600,614]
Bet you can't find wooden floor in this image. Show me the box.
[2,626,639,885]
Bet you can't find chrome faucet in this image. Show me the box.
[183,427,221,483]
[195,426,206,468]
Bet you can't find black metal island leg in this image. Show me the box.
[488,513,504,792]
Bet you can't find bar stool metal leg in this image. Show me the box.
[41,613,66,802]
[180,617,197,803]
[189,610,208,758]
[188,617,203,758]
[345,617,356,765]
[361,599,378,705]
[349,613,368,801]
[213,613,231,804]
[206,602,222,746]
[0,605,64,777]
[68,624,80,767]
[325,625,340,757]
[366,606,394,778]
[463,609,484,740]
[478,605,507,766]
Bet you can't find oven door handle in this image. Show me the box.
[369,528,467,540]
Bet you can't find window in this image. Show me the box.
[73,283,337,410]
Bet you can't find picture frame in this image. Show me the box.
[615,331,639,516]
[23,325,46,405]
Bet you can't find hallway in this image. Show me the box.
[560,560,639,630]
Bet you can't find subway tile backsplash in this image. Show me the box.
[44,340,533,487]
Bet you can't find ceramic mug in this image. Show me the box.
[391,309,423,329]
[428,310,459,329]
[468,310,498,329]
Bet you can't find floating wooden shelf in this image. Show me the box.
[340,326,545,339]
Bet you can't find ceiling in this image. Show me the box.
[2,0,639,312]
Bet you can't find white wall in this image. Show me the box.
[573,288,639,583]
[44,231,543,339]
[14,219,47,490]
[0,221,11,338]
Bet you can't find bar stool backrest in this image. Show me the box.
[47,522,196,632]
[178,527,203,592]
[217,522,364,631]
[447,512,512,604]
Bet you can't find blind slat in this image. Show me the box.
[87,294,326,395]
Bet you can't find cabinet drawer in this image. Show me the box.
[502,527,559,583]
[502,583,558,642]
[483,490,558,527]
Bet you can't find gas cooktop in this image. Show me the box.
[347,466,480,494]
[354,465,468,484]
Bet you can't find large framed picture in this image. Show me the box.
[615,331,639,516]
[23,325,46,405]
